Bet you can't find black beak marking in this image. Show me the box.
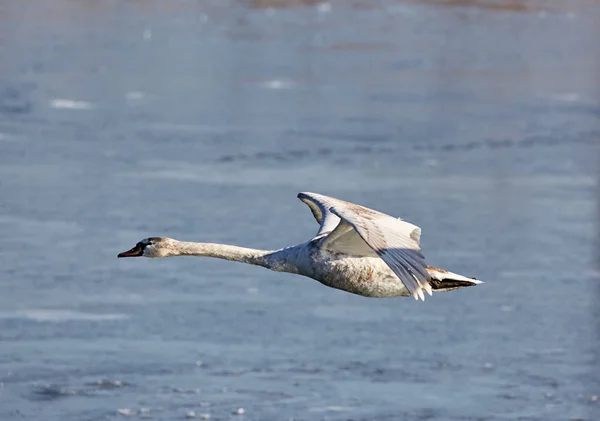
[118,243,145,258]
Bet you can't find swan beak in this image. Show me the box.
[118,244,143,258]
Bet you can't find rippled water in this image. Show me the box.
[1,1,599,420]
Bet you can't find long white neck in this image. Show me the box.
[166,240,274,268]
[154,238,314,276]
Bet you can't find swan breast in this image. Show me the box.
[310,249,410,298]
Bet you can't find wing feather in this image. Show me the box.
[297,192,432,300]
[329,205,432,299]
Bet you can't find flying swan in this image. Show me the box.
[118,192,482,300]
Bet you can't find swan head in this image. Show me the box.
[117,237,173,258]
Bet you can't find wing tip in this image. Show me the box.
[297,192,321,204]
[412,287,426,301]
[411,278,434,301]
[424,282,433,296]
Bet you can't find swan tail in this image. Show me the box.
[426,266,483,292]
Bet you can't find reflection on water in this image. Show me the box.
[0,0,599,420]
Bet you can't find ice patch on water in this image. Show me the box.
[49,98,93,110]
[542,91,598,106]
[88,379,126,389]
[3,309,129,322]
[118,408,136,417]
[326,406,349,412]
[259,79,296,90]
[309,406,353,412]
[316,3,332,13]
[125,91,145,101]
[552,92,580,102]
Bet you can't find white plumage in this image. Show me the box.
[118,192,482,301]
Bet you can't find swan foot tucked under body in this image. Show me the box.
[118,192,482,301]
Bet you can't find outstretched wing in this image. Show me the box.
[297,192,432,300]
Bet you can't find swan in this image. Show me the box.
[118,192,482,301]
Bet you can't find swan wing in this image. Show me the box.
[297,192,341,238]
[297,192,431,300]
[328,205,432,300]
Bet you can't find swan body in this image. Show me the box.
[118,192,482,301]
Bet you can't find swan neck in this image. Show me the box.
[173,241,272,267]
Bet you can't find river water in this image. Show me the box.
[0,1,599,420]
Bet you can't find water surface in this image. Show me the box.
[1,1,599,420]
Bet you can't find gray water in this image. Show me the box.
[1,1,599,420]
